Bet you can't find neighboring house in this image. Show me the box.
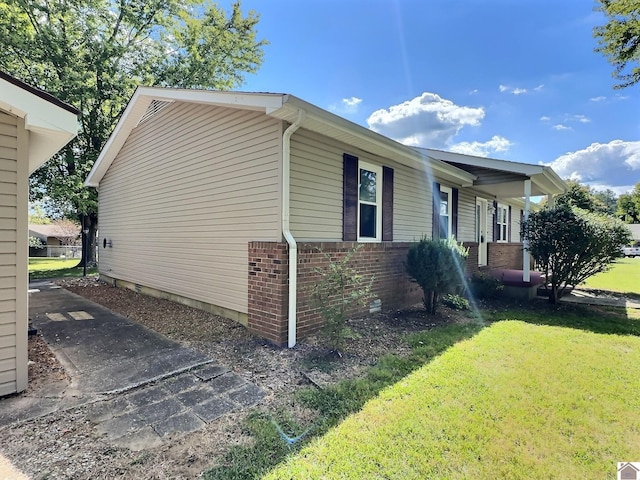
[628,224,640,246]
[85,88,565,347]
[28,223,81,257]
[0,71,78,396]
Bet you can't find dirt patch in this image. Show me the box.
[1,277,468,479]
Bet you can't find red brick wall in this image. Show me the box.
[462,242,479,275]
[247,241,422,345]
[487,242,524,270]
[247,242,289,345]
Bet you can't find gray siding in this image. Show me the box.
[0,111,19,396]
[98,102,283,315]
[289,129,433,242]
[457,188,476,243]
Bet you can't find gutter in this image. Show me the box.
[282,109,306,348]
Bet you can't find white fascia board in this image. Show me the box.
[85,87,287,187]
[277,97,476,186]
[1,78,79,173]
[423,148,544,176]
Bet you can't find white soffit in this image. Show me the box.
[0,75,79,173]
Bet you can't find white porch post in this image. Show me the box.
[547,193,555,208]
[523,179,531,282]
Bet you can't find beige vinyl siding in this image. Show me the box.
[456,188,476,243]
[0,111,26,396]
[510,204,522,243]
[289,129,433,241]
[98,102,282,315]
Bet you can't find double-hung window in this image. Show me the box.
[439,185,453,239]
[496,203,508,242]
[358,161,382,241]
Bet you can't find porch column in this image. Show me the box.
[547,193,555,208]
[523,179,531,282]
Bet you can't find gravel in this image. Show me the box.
[0,277,458,479]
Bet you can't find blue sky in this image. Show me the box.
[239,0,640,194]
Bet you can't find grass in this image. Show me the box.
[203,321,483,480]
[265,306,640,479]
[581,257,640,296]
[28,257,97,280]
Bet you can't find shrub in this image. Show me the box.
[521,204,632,303]
[442,293,470,310]
[311,246,374,353]
[406,237,468,314]
[468,271,504,300]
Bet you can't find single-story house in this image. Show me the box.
[627,224,640,246]
[28,223,81,257]
[85,88,566,347]
[0,71,78,395]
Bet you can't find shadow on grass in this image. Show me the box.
[486,298,640,337]
[203,320,483,480]
[29,267,98,281]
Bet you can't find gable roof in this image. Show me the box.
[85,88,476,187]
[0,71,79,173]
[420,148,567,198]
[28,223,80,242]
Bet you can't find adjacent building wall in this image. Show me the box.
[98,102,283,319]
[0,110,27,396]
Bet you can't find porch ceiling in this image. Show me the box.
[420,149,567,199]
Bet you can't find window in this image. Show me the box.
[497,203,508,242]
[358,161,382,241]
[439,185,452,239]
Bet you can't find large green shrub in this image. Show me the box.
[521,204,632,303]
[406,237,468,314]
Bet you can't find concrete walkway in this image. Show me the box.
[0,282,265,449]
[561,289,640,309]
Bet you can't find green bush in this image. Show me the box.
[406,237,468,314]
[442,293,470,310]
[522,204,632,303]
[468,271,504,300]
[311,246,374,352]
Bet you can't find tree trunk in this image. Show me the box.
[78,214,98,268]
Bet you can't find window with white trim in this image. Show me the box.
[439,185,452,239]
[497,203,508,242]
[357,161,382,241]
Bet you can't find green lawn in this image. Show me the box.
[581,257,640,295]
[28,257,97,280]
[265,310,640,479]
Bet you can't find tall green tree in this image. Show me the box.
[617,182,640,222]
[555,180,614,215]
[0,0,266,262]
[594,0,640,89]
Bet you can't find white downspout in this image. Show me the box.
[523,179,531,282]
[282,110,305,348]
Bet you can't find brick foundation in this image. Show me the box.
[487,242,526,270]
[247,241,422,346]
[462,242,480,275]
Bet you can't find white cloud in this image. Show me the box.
[342,97,362,108]
[498,84,542,95]
[590,96,606,102]
[534,84,544,91]
[469,88,479,95]
[573,114,590,123]
[553,124,572,131]
[499,84,509,92]
[547,140,640,190]
[450,135,513,157]
[512,88,528,95]
[366,92,485,148]
[540,116,551,121]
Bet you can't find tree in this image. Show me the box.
[0,0,266,264]
[594,0,640,89]
[617,182,640,223]
[521,204,632,303]
[593,188,618,216]
[406,237,468,315]
[52,219,80,246]
[28,201,52,225]
[556,180,613,215]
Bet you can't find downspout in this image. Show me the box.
[282,110,306,348]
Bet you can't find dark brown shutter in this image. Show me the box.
[452,188,459,239]
[508,205,512,242]
[382,166,394,241]
[493,200,499,241]
[343,154,358,241]
[432,182,440,240]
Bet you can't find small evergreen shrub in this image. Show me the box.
[406,237,468,315]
